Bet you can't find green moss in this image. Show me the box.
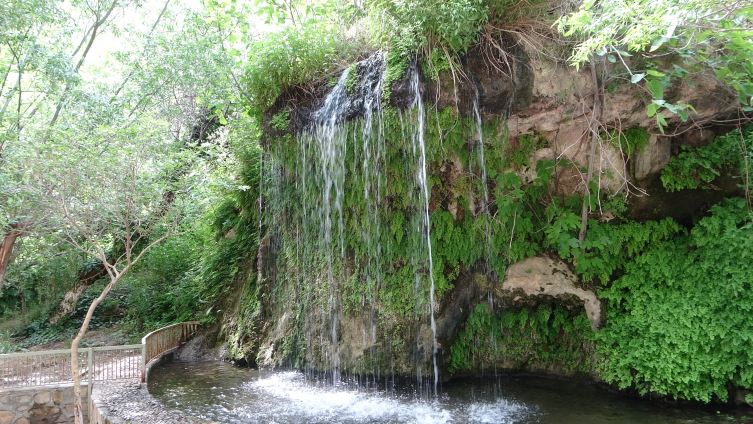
[382,51,410,103]
[269,108,291,132]
[344,64,359,96]
[449,303,596,374]
[603,127,650,157]
[661,125,752,192]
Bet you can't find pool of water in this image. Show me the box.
[148,358,751,424]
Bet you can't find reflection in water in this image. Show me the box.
[148,358,747,424]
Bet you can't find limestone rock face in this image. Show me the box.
[634,134,671,180]
[498,256,601,330]
[240,37,743,382]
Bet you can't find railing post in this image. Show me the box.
[141,342,146,383]
[87,347,93,403]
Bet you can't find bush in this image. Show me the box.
[241,24,346,114]
[597,198,753,402]
[661,125,752,192]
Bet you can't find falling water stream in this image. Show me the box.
[408,64,439,396]
[274,57,441,389]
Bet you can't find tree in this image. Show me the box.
[0,0,136,291]
[558,0,753,130]
[16,119,200,423]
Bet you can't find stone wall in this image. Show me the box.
[0,384,88,424]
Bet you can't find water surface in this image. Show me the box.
[148,358,750,424]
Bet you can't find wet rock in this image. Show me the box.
[634,134,671,181]
[496,256,601,330]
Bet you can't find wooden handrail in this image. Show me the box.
[0,322,199,388]
[140,321,199,382]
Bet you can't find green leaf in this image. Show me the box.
[646,79,664,99]
[646,70,666,77]
[631,73,646,83]
[656,113,667,132]
[650,36,669,52]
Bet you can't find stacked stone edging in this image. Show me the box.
[0,384,87,424]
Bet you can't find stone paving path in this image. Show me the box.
[88,350,210,424]
[91,378,206,424]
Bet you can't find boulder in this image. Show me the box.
[497,256,601,329]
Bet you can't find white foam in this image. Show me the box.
[238,372,532,424]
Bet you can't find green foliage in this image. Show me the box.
[121,232,204,332]
[241,24,347,114]
[507,133,546,168]
[574,218,684,282]
[0,238,83,322]
[597,198,753,402]
[269,108,291,132]
[344,64,359,95]
[198,145,261,305]
[449,303,595,374]
[604,127,650,157]
[370,0,489,55]
[382,50,410,103]
[558,0,753,129]
[661,125,752,192]
[423,48,452,81]
[0,332,17,353]
[14,281,129,348]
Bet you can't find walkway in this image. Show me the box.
[91,378,199,424]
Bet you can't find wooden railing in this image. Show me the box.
[0,321,199,388]
[141,321,199,382]
[0,345,142,389]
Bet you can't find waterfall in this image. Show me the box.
[408,65,439,395]
[473,95,494,301]
[302,67,352,382]
[291,56,388,383]
[473,96,491,254]
[263,53,443,391]
[358,53,386,304]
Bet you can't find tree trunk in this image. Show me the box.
[46,113,213,324]
[578,59,602,243]
[47,262,108,324]
[70,273,121,424]
[0,227,21,293]
[20,286,26,325]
